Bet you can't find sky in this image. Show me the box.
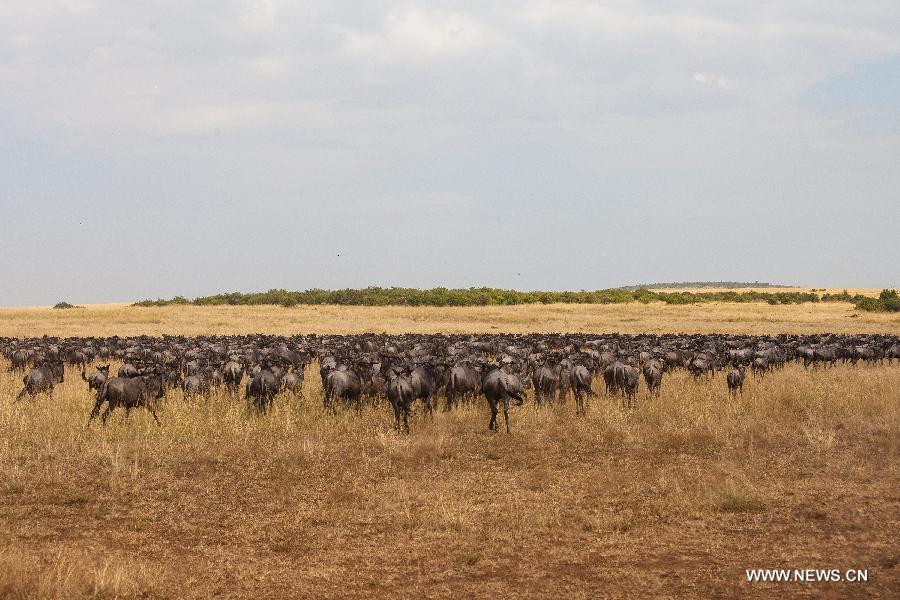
[1,1,898,306]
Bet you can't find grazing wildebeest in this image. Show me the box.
[89,373,165,424]
[641,359,664,396]
[569,364,594,415]
[481,365,525,433]
[727,365,746,396]
[245,367,280,413]
[15,362,65,401]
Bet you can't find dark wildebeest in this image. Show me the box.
[444,362,481,410]
[324,366,364,413]
[641,359,664,397]
[245,368,280,413]
[410,363,441,416]
[89,372,165,425]
[384,364,416,433]
[481,365,525,433]
[604,360,626,395]
[569,364,594,416]
[532,361,562,406]
[81,364,110,396]
[619,364,640,409]
[15,362,65,402]
[727,365,746,396]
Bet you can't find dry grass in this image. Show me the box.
[1,359,898,598]
[1,300,898,337]
[0,304,898,597]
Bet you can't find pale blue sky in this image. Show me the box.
[1,1,898,305]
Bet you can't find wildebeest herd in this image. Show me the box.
[3,333,899,433]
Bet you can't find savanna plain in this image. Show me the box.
[0,301,898,598]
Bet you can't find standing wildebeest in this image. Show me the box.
[281,368,305,397]
[15,362,65,401]
[324,365,364,413]
[619,364,640,409]
[444,362,481,410]
[89,373,165,425]
[481,365,525,433]
[532,360,562,406]
[727,365,746,396]
[569,364,594,416]
[751,357,769,379]
[642,359,664,396]
[222,360,244,394]
[410,363,441,416]
[603,361,622,395]
[384,363,416,433]
[245,366,281,413]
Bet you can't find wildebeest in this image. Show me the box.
[569,364,594,415]
[384,364,416,433]
[81,364,110,395]
[15,362,65,401]
[481,364,525,433]
[751,357,769,379]
[532,360,562,406]
[324,365,364,413]
[245,367,280,413]
[89,372,165,424]
[222,360,244,393]
[444,362,481,410]
[727,365,746,396]
[641,359,664,396]
[619,364,640,409]
[281,368,305,397]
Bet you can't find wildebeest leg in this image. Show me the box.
[88,397,105,422]
[147,405,162,426]
[503,396,510,433]
[487,398,498,431]
[402,406,410,434]
[13,388,28,403]
[392,401,402,432]
[100,406,113,425]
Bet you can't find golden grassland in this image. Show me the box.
[1,300,898,337]
[1,361,897,598]
[0,303,898,598]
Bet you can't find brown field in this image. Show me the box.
[1,300,898,337]
[1,304,898,598]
